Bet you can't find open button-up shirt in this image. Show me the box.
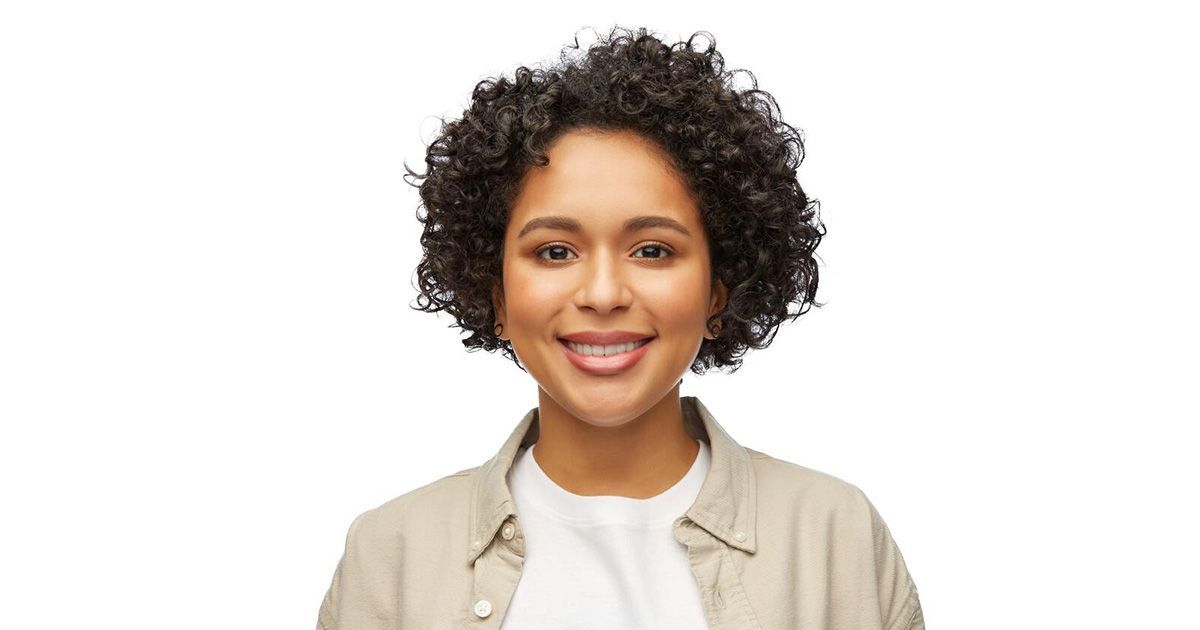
[316,396,925,630]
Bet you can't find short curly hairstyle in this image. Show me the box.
[404,25,826,375]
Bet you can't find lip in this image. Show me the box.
[559,337,655,376]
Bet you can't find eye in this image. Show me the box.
[633,242,675,260]
[534,243,577,261]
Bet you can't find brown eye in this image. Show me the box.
[535,244,576,261]
[633,242,674,260]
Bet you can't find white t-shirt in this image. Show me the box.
[500,438,713,629]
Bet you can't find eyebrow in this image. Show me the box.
[516,215,692,239]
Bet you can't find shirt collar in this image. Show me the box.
[466,395,758,565]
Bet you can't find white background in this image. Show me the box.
[2,1,1197,628]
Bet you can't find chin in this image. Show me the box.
[558,384,673,426]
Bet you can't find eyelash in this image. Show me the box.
[534,242,676,263]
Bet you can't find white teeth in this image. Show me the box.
[565,338,650,357]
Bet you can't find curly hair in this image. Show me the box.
[404,25,826,375]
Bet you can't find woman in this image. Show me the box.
[316,26,924,630]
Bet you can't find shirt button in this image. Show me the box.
[472,539,481,549]
[733,530,746,542]
[501,522,516,540]
[474,599,492,618]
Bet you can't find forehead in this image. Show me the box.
[509,129,700,227]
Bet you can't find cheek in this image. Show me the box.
[504,269,567,323]
[639,274,712,325]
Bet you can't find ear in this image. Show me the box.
[491,281,506,335]
[707,278,728,339]
[709,278,728,317]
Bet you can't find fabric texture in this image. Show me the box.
[315,396,924,630]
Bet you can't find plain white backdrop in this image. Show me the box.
[2,1,1196,628]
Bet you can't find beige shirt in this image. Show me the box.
[316,396,925,630]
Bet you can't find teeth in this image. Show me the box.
[565,338,650,357]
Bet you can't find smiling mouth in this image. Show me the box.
[557,337,656,376]
[557,337,654,356]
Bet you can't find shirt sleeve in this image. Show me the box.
[315,512,367,630]
[866,496,925,630]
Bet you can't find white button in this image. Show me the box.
[472,539,481,548]
[474,599,492,618]
[501,522,515,540]
[733,530,746,542]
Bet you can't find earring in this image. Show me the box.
[494,323,504,337]
[707,321,722,339]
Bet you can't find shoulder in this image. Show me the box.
[745,446,900,544]
[747,447,924,629]
[746,446,875,518]
[343,466,479,549]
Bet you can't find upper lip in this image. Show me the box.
[559,331,655,345]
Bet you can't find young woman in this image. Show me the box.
[316,26,924,630]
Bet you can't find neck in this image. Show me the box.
[530,386,700,499]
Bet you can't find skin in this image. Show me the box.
[491,127,728,499]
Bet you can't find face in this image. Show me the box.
[491,128,727,427]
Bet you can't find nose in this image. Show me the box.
[573,247,634,314]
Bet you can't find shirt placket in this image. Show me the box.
[675,517,764,630]
[463,515,524,630]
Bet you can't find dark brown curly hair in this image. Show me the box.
[404,25,826,375]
